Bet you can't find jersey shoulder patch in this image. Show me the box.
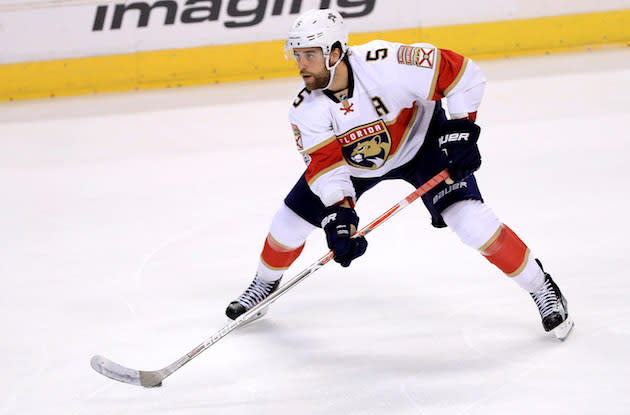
[396,44,437,69]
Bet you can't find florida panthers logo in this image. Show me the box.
[349,135,391,168]
[338,120,392,169]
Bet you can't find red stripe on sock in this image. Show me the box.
[481,225,528,276]
[260,234,305,270]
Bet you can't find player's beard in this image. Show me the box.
[302,69,331,90]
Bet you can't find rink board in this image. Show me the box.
[1,7,629,101]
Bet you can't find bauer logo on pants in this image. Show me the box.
[433,182,468,204]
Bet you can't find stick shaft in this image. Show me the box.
[93,169,449,387]
[159,169,449,380]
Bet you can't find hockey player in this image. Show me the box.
[226,9,574,339]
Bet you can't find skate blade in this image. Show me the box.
[239,307,269,326]
[553,315,574,341]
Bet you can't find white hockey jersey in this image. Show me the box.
[288,40,486,206]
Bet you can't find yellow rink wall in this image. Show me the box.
[1,9,629,102]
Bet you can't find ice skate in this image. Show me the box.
[530,259,574,340]
[225,275,281,322]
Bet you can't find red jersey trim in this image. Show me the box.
[386,103,419,157]
[443,57,469,96]
[300,135,336,155]
[429,49,469,100]
[300,134,346,185]
[427,49,442,101]
[306,160,346,186]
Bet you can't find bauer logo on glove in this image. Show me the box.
[436,119,481,182]
[321,205,368,267]
[438,132,471,148]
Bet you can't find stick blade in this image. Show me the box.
[90,355,163,388]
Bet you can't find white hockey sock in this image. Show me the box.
[511,255,545,293]
[256,203,316,282]
[256,263,285,283]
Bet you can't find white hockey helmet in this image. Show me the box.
[285,8,349,70]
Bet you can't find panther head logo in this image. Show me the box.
[349,134,391,169]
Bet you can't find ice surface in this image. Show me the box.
[1,48,630,415]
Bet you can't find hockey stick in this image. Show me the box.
[90,169,450,388]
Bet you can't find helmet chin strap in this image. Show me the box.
[324,51,345,90]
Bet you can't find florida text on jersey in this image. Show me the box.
[288,40,486,206]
